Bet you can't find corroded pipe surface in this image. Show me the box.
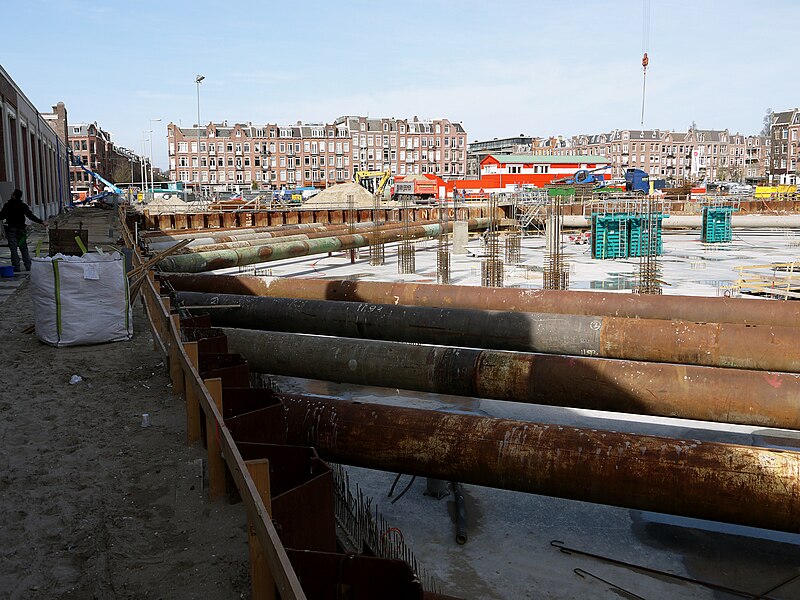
[177,292,800,372]
[147,221,384,252]
[163,274,800,328]
[222,328,800,430]
[182,220,441,254]
[143,221,326,243]
[158,219,489,273]
[274,394,800,533]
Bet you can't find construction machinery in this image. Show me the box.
[392,175,439,204]
[625,168,666,194]
[354,170,392,196]
[69,151,124,204]
[553,165,612,186]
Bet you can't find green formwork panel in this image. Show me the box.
[702,207,734,243]
[592,213,629,260]
[593,213,663,260]
[628,215,664,257]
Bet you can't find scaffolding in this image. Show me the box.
[543,188,569,290]
[481,193,504,287]
[515,188,549,234]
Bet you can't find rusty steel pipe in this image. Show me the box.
[142,221,328,243]
[158,219,489,273]
[162,274,800,328]
[177,292,800,372]
[147,221,384,252]
[223,328,800,430]
[182,220,441,254]
[273,394,800,533]
[139,220,330,242]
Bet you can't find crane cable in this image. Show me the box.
[640,0,651,127]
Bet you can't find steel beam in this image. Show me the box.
[163,274,800,328]
[222,328,800,430]
[272,394,800,534]
[158,219,489,273]
[176,292,800,372]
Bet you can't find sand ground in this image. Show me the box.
[0,217,249,599]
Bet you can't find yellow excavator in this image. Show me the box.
[354,170,392,196]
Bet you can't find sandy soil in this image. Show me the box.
[0,280,250,599]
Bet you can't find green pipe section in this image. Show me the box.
[158,218,489,273]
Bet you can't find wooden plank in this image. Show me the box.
[169,314,184,395]
[204,377,226,501]
[183,341,202,444]
[246,459,276,600]
[152,260,306,600]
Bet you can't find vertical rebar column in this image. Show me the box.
[398,193,415,274]
[481,193,503,287]
[635,194,662,295]
[347,193,357,263]
[505,190,522,264]
[369,192,385,266]
[543,191,569,290]
[436,200,451,284]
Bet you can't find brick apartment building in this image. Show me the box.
[1,65,71,217]
[549,128,769,184]
[168,115,468,194]
[66,122,114,193]
[770,108,800,184]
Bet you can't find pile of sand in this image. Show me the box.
[301,183,376,209]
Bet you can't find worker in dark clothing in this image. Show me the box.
[0,189,48,272]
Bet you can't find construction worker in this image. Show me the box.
[1,189,48,272]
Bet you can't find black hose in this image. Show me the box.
[452,482,468,545]
[390,475,416,505]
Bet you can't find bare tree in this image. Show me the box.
[761,108,774,136]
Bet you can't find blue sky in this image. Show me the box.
[3,0,798,170]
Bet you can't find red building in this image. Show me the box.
[442,154,610,198]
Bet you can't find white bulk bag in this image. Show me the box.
[31,252,133,347]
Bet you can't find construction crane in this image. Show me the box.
[354,170,392,195]
[69,151,124,203]
[640,0,651,126]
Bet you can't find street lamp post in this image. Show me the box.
[149,118,161,194]
[141,132,148,197]
[195,75,205,197]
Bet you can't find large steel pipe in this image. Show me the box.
[177,292,800,372]
[182,220,441,254]
[274,395,800,533]
[158,218,489,273]
[143,221,327,243]
[223,328,800,430]
[147,221,381,252]
[163,274,800,328]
